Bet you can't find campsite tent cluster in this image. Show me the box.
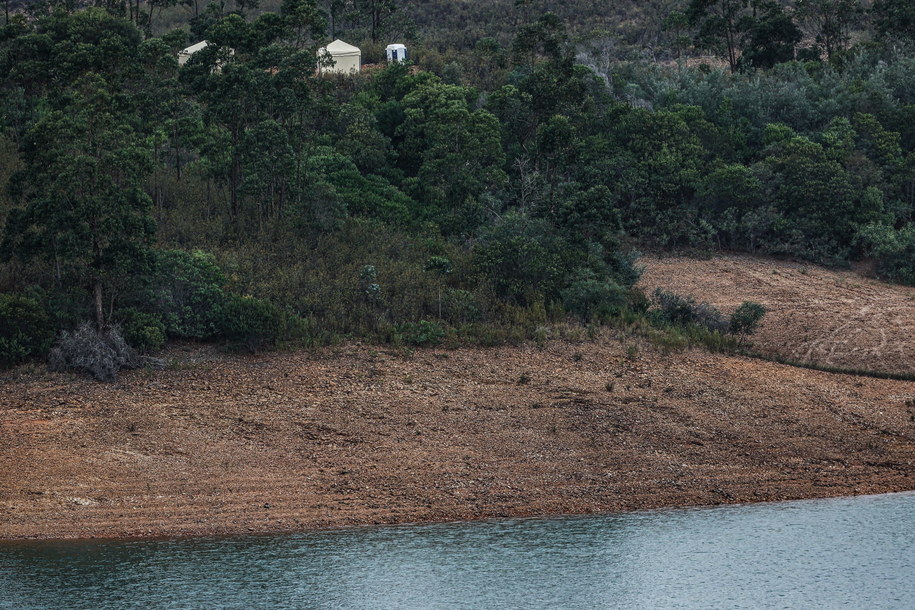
[177,39,408,75]
[317,40,409,74]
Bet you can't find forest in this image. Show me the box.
[0,0,913,378]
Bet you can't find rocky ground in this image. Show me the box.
[2,254,915,541]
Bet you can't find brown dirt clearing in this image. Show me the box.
[2,332,915,540]
[640,254,915,375]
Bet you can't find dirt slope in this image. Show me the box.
[640,254,915,375]
[2,335,915,541]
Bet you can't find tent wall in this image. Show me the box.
[325,53,360,74]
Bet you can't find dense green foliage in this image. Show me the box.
[0,293,53,366]
[0,1,913,370]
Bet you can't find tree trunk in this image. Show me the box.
[726,18,738,72]
[230,128,240,221]
[230,161,239,220]
[173,119,182,179]
[94,279,105,330]
[370,0,379,43]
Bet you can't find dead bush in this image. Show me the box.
[48,322,141,382]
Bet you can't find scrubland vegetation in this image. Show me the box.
[1,0,913,377]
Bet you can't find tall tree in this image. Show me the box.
[796,0,861,60]
[872,0,915,41]
[1,74,155,328]
[397,80,507,235]
[321,0,346,38]
[355,0,394,43]
[739,1,801,70]
[687,0,752,72]
[281,0,325,49]
[147,0,178,36]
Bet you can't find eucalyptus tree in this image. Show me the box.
[739,1,801,70]
[796,0,861,60]
[687,0,752,72]
[872,0,915,42]
[1,74,155,329]
[355,0,395,43]
[397,79,507,235]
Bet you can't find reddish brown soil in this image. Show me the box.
[2,330,915,541]
[640,254,915,375]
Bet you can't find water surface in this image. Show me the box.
[3,492,914,609]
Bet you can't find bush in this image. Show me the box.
[561,278,628,321]
[856,223,915,286]
[652,289,730,332]
[217,293,287,352]
[394,320,446,346]
[652,289,696,326]
[472,214,569,305]
[113,308,166,353]
[149,249,228,339]
[627,288,651,314]
[0,294,54,367]
[730,301,767,335]
[47,323,140,382]
[441,288,482,323]
[691,301,730,333]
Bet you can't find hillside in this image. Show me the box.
[1,3,915,541]
[3,256,915,540]
[640,255,915,376]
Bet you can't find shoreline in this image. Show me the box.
[3,338,914,542]
[5,488,915,544]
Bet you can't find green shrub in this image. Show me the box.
[394,320,446,346]
[0,294,54,367]
[113,308,166,353]
[652,289,729,333]
[149,249,228,340]
[472,213,569,305]
[561,279,628,321]
[856,223,915,286]
[40,286,92,331]
[729,301,767,335]
[424,255,453,275]
[652,289,696,326]
[627,288,651,314]
[217,293,287,352]
[441,288,482,323]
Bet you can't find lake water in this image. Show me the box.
[2,491,914,609]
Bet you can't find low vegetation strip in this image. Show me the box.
[745,352,915,383]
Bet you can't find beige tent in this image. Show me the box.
[178,40,210,66]
[178,40,234,72]
[318,39,361,75]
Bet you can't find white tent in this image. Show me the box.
[177,40,210,66]
[386,43,408,63]
[318,39,361,74]
[177,40,234,72]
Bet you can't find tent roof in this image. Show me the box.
[180,40,209,55]
[386,43,407,50]
[323,39,361,57]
